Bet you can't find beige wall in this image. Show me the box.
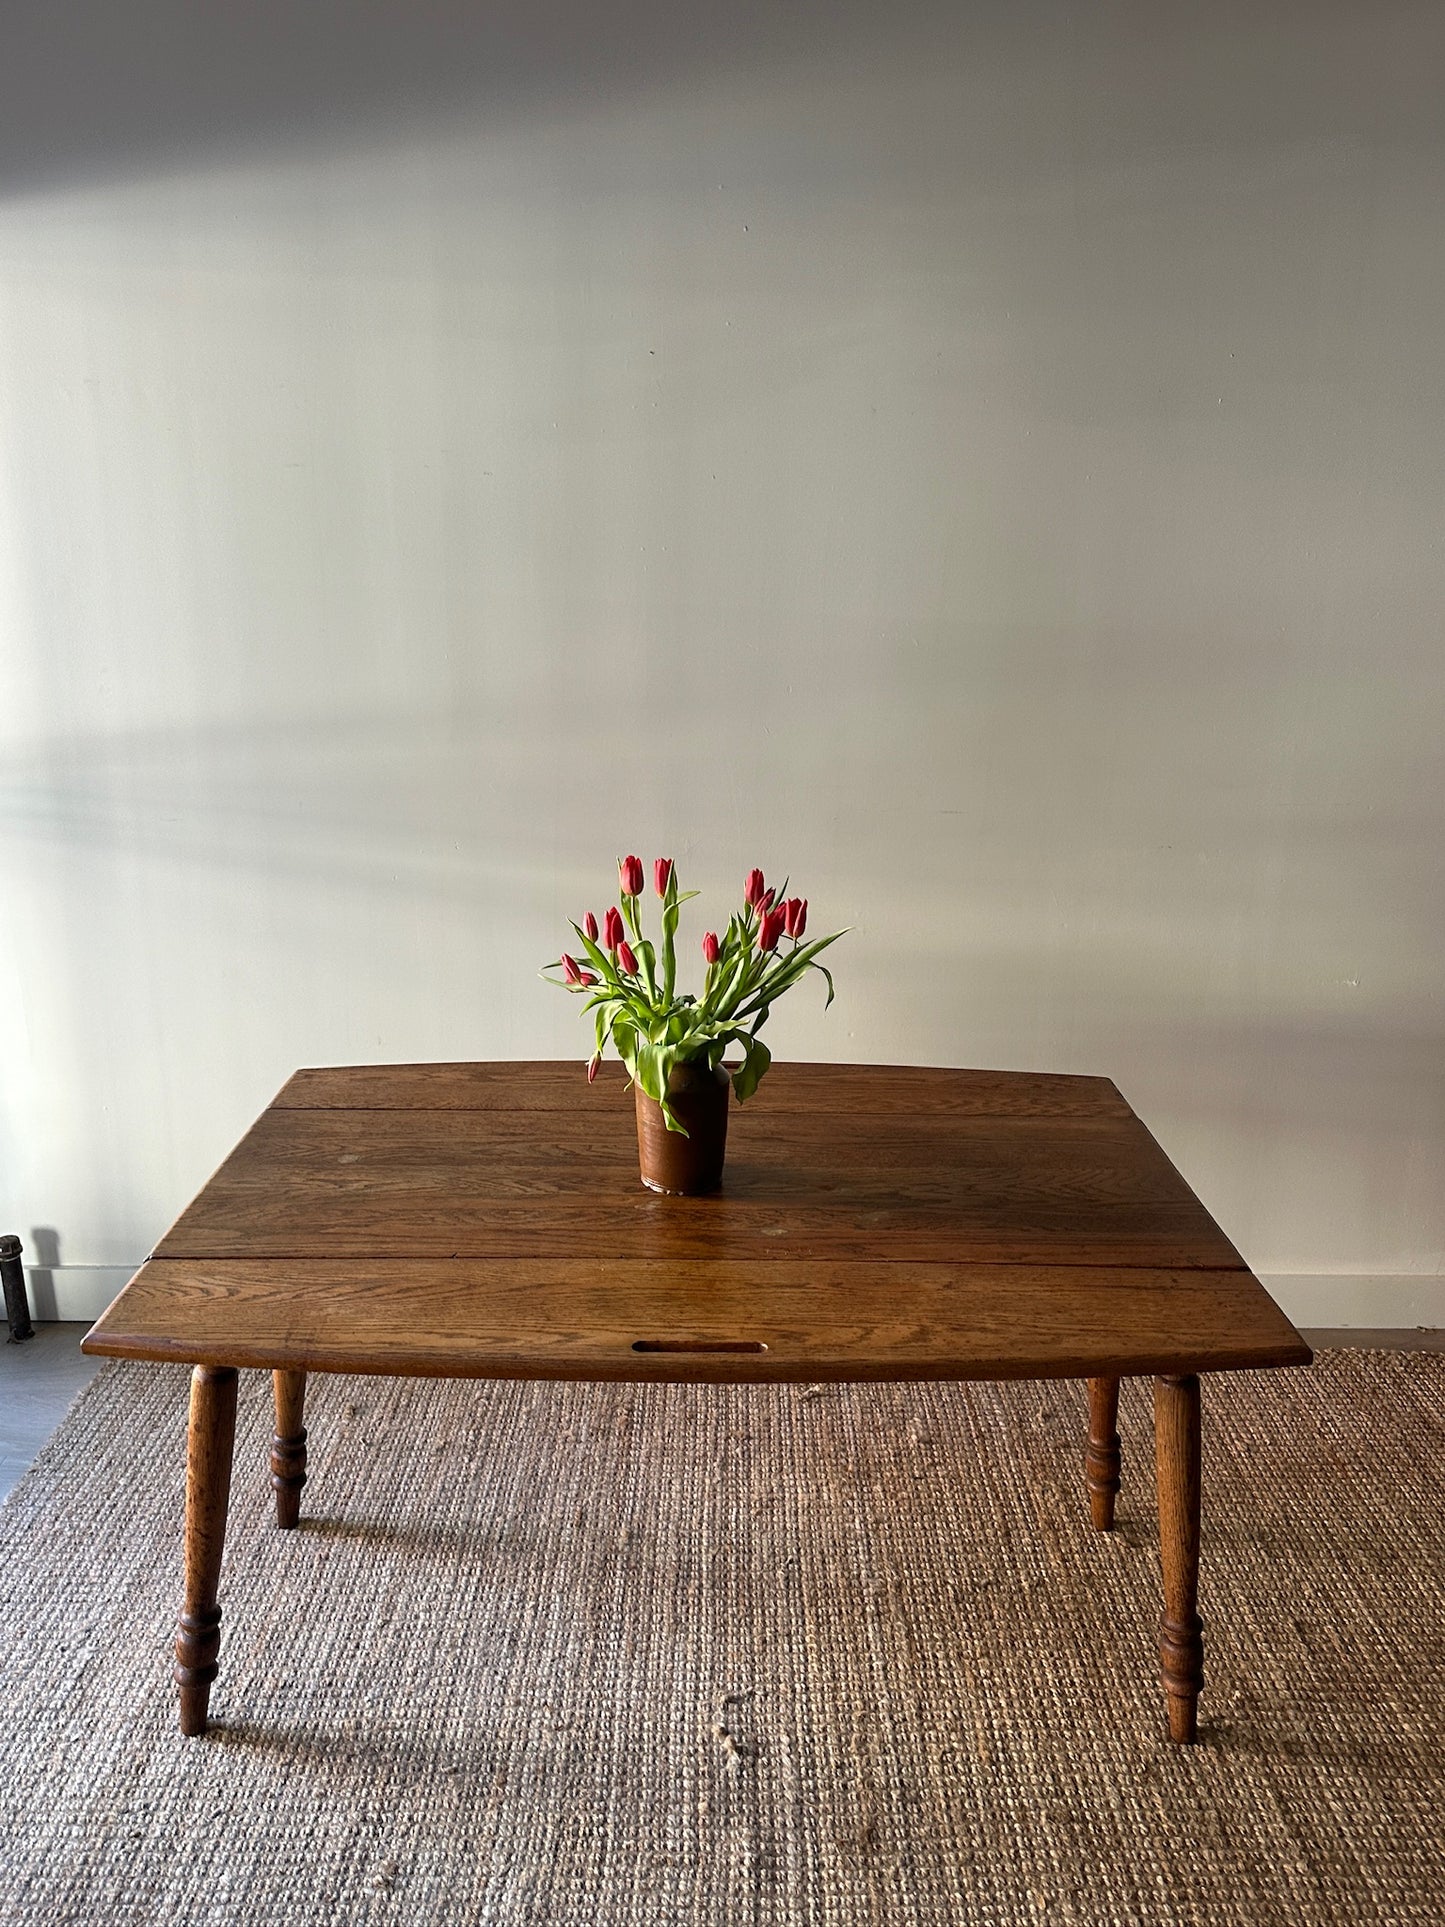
[1,3,1441,1322]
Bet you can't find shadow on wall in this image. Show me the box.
[0,706,643,960]
[0,0,963,196]
[16,1227,60,1321]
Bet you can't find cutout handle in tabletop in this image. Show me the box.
[631,1338,768,1354]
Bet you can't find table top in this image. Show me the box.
[82,1061,1311,1383]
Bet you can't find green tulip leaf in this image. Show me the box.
[730,1033,772,1104]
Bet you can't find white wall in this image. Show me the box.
[1,2,1441,1323]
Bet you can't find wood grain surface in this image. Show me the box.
[85,1256,1308,1381]
[83,1061,1311,1383]
[151,1107,1241,1269]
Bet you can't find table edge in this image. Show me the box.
[271,1059,1130,1110]
[80,1329,1314,1380]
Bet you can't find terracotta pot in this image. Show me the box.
[634,1060,731,1195]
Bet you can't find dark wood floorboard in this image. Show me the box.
[0,1324,106,1503]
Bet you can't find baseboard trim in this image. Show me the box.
[1261,1274,1443,1330]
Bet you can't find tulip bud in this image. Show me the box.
[587,1053,601,1083]
[562,953,583,985]
[578,969,598,986]
[744,867,766,908]
[604,906,625,951]
[583,911,599,942]
[760,888,775,913]
[617,940,639,975]
[758,907,786,952]
[619,854,644,898]
[702,931,720,964]
[784,896,807,939]
[654,857,673,897]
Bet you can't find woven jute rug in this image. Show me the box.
[1,1352,1441,1925]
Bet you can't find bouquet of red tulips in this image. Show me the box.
[544,856,845,1131]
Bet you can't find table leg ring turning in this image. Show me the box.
[1085,1376,1122,1532]
[175,1606,223,1736]
[174,1365,238,1736]
[1154,1372,1204,1744]
[270,1370,308,1530]
[1159,1609,1206,1745]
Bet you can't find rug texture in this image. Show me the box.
[0,1351,1441,1926]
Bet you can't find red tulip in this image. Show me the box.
[587,1053,601,1083]
[619,854,644,898]
[561,954,584,985]
[760,888,775,913]
[744,867,766,908]
[758,906,786,952]
[579,969,598,986]
[583,911,599,942]
[784,896,807,939]
[617,940,639,974]
[702,931,720,964]
[654,857,673,897]
[604,905,624,951]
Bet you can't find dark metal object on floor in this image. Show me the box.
[2,1234,35,1342]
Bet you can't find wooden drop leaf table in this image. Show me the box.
[82,1061,1311,1744]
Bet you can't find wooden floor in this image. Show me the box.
[0,1323,106,1502]
[1,1323,1440,1506]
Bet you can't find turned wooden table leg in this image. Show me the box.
[1154,1372,1204,1744]
[1085,1376,1122,1532]
[270,1369,308,1529]
[174,1365,239,1737]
